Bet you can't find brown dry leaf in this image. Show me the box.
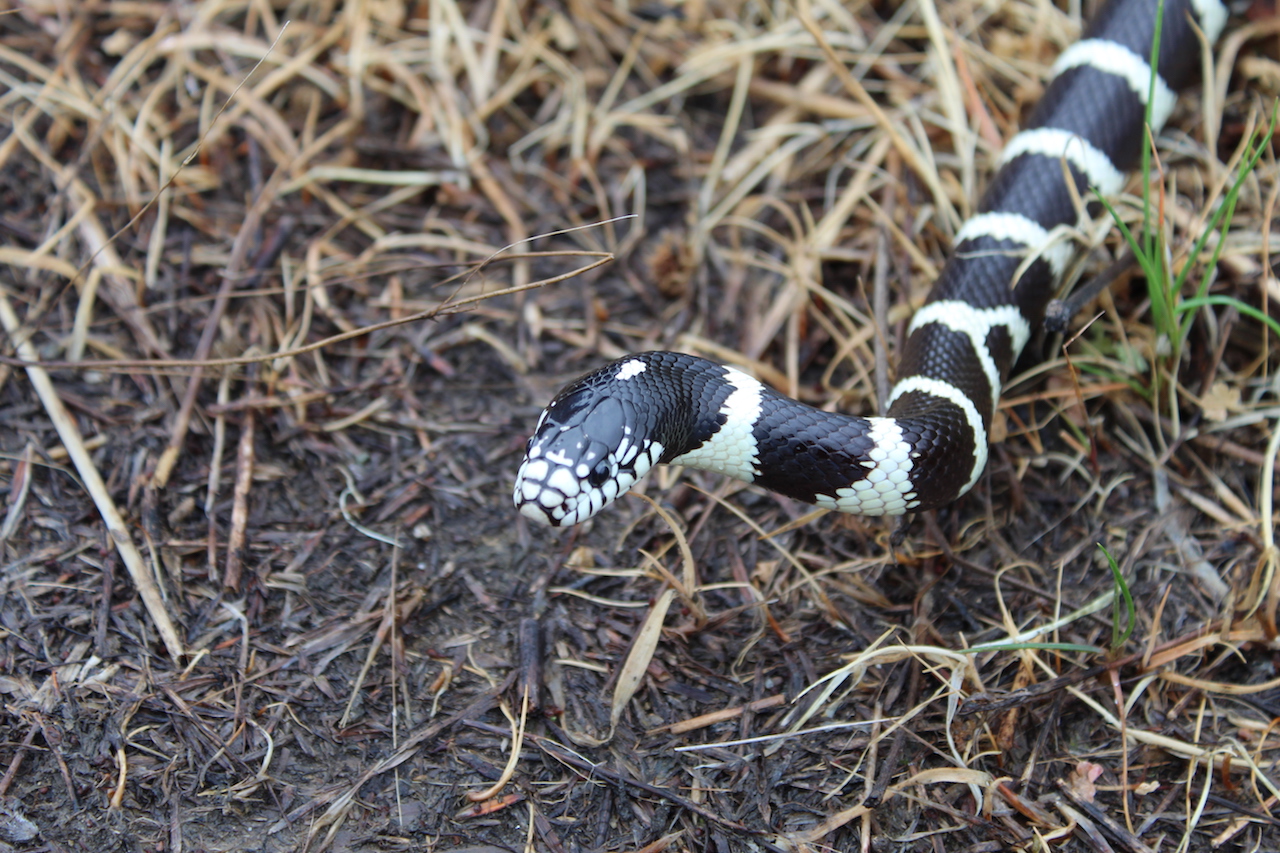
[611,588,675,730]
[1065,761,1105,803]
[1200,380,1240,422]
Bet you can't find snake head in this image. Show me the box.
[514,371,661,526]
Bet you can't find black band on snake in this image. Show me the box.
[516,0,1230,527]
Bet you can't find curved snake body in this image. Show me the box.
[515,0,1229,527]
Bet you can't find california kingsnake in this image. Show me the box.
[515,0,1230,527]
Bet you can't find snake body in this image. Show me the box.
[515,0,1229,527]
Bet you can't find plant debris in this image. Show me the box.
[0,1,1277,850]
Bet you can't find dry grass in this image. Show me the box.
[0,0,1277,850]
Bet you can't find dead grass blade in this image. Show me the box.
[0,287,184,660]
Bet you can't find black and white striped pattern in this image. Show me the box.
[515,0,1229,528]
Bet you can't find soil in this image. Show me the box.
[0,1,1277,852]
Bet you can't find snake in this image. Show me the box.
[515,0,1230,527]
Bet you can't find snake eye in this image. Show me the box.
[587,461,612,489]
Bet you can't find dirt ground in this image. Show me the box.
[1,0,1278,851]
